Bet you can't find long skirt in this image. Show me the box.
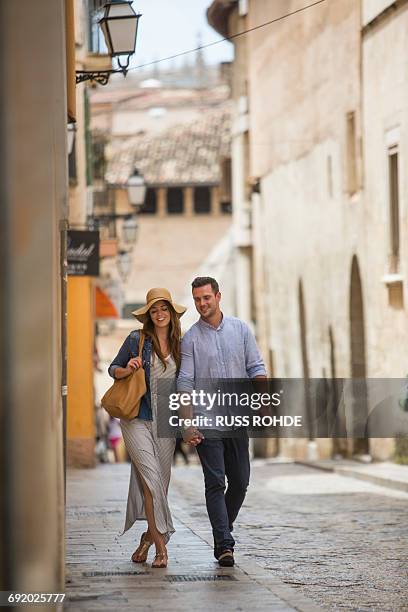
[120,418,176,543]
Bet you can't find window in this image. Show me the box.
[167,188,184,214]
[88,0,107,54]
[92,138,105,181]
[140,188,157,214]
[346,111,358,194]
[220,157,232,202]
[194,187,211,214]
[68,134,77,185]
[388,146,400,269]
[92,188,111,209]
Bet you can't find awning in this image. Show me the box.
[95,287,119,319]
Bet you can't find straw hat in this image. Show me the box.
[132,288,187,323]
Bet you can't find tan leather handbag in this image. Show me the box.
[101,332,147,420]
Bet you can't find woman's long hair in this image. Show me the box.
[142,302,181,371]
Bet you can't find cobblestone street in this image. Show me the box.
[171,461,408,612]
[66,464,320,612]
[66,461,407,612]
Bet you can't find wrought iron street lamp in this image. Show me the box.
[127,168,146,208]
[100,1,140,70]
[76,1,142,86]
[122,215,138,244]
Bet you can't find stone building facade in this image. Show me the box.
[93,85,234,321]
[105,104,232,220]
[208,0,408,460]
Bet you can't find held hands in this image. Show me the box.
[182,426,204,446]
[127,356,142,372]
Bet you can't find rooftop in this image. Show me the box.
[90,83,229,111]
[106,103,231,187]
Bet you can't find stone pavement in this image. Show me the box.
[65,464,321,612]
[65,461,408,611]
[170,461,408,612]
[297,459,408,493]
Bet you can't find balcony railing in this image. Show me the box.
[91,188,117,238]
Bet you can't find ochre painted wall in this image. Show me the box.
[67,276,95,466]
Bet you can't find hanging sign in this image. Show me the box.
[67,230,100,276]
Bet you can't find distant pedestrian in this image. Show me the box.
[109,288,186,569]
[107,417,122,463]
[173,438,189,465]
[178,277,266,567]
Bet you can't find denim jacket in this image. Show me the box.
[108,330,153,420]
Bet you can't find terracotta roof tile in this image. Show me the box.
[106,103,231,187]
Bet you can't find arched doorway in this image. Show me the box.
[328,326,346,456]
[349,256,369,455]
[298,280,314,443]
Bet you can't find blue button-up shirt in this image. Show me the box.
[177,314,266,392]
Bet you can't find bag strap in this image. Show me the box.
[138,331,145,357]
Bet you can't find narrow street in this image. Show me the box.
[66,461,408,611]
[4,0,408,606]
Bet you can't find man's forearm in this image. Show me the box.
[179,402,193,420]
[177,395,204,444]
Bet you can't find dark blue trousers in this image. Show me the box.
[196,432,250,556]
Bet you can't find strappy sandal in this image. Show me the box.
[151,550,168,569]
[131,531,152,563]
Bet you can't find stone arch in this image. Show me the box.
[298,280,314,441]
[328,325,344,455]
[349,255,369,455]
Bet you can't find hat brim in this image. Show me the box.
[132,298,187,323]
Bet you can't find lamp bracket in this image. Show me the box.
[75,68,127,86]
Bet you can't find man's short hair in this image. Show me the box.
[191,276,220,294]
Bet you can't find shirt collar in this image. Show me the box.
[199,312,225,331]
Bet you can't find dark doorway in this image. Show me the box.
[167,188,184,214]
[140,188,157,214]
[194,186,211,214]
[328,326,346,456]
[349,256,369,455]
[298,280,314,441]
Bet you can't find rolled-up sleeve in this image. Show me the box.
[177,332,195,392]
[243,323,266,378]
[108,334,132,379]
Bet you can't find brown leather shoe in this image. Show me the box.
[218,549,234,567]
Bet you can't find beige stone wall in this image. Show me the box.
[69,0,90,226]
[359,2,408,459]
[122,215,232,309]
[0,0,67,592]
[242,0,405,459]
[227,8,255,326]
[248,0,363,376]
[361,2,408,378]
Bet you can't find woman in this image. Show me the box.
[108,288,186,568]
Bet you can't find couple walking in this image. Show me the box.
[109,277,266,569]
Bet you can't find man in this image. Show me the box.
[177,277,266,567]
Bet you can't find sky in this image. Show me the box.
[128,0,234,72]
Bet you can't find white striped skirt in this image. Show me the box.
[120,418,176,543]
